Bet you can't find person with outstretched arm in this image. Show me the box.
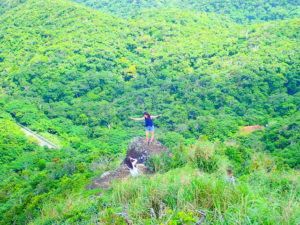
[129,112,162,145]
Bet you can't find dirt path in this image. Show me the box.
[240,125,264,133]
[18,123,59,149]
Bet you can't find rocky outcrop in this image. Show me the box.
[89,137,168,190]
[125,136,169,163]
[89,164,130,189]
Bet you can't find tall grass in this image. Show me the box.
[29,140,299,224]
[97,166,299,224]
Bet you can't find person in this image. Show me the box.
[226,169,235,185]
[124,156,139,177]
[129,112,162,145]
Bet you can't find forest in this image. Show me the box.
[71,0,300,23]
[0,0,299,224]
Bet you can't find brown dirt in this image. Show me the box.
[240,125,264,133]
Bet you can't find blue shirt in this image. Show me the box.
[145,117,153,127]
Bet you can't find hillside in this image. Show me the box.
[70,0,300,23]
[1,120,299,224]
[1,0,299,160]
[0,0,299,224]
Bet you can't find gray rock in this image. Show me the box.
[125,136,168,164]
[89,137,168,190]
[89,164,130,189]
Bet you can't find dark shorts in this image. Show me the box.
[145,126,154,132]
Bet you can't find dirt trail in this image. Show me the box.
[240,125,264,133]
[18,123,59,149]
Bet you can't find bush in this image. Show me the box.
[145,143,187,173]
[189,141,219,173]
[225,146,252,175]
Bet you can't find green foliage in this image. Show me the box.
[145,143,187,173]
[0,0,299,224]
[95,167,299,224]
[189,141,219,173]
[262,116,300,168]
[0,0,299,150]
[225,146,253,175]
[0,119,36,164]
[238,114,300,168]
[71,0,300,23]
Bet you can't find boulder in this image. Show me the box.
[89,164,130,189]
[89,137,168,190]
[125,136,168,163]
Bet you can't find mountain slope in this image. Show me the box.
[0,0,27,15]
[70,0,300,23]
[0,0,299,224]
[1,0,299,155]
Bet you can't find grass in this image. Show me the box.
[27,140,299,225]
[96,166,299,224]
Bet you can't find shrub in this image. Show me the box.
[189,141,219,172]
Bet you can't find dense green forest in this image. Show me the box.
[0,0,299,224]
[70,0,300,23]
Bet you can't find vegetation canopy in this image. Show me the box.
[0,0,299,224]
